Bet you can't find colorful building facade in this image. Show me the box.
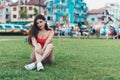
[45,0,88,26]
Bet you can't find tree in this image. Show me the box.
[33,8,38,16]
[19,9,28,19]
[62,15,69,27]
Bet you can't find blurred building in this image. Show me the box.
[0,0,12,23]
[87,3,120,26]
[0,0,12,6]
[0,6,6,23]
[0,0,46,25]
[45,0,88,27]
[7,0,46,25]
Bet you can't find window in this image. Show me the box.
[6,8,8,12]
[81,6,84,10]
[91,18,95,21]
[13,15,16,18]
[29,7,32,10]
[29,14,33,18]
[61,0,65,3]
[20,7,23,11]
[62,8,66,12]
[47,16,53,21]
[6,15,9,19]
[48,8,50,13]
[13,7,16,11]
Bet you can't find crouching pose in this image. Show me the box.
[24,14,54,71]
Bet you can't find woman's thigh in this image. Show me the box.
[42,49,55,64]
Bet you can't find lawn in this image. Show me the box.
[0,36,120,80]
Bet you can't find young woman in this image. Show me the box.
[24,14,54,71]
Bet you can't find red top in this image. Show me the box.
[36,36,48,48]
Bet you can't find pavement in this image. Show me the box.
[0,39,22,41]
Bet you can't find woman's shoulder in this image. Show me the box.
[46,28,54,34]
[48,28,54,36]
[47,28,53,32]
[48,27,53,30]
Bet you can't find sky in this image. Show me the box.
[84,0,120,10]
[12,0,120,10]
[12,0,18,2]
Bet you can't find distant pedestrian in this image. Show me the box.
[76,26,81,39]
[70,26,73,38]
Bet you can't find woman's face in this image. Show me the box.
[36,19,46,30]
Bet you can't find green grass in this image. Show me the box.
[0,36,120,80]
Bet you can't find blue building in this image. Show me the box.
[45,0,88,27]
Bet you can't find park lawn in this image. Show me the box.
[0,37,120,80]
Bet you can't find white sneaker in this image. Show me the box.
[37,62,44,71]
[24,63,36,70]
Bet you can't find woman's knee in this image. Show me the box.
[37,43,42,49]
[47,44,54,49]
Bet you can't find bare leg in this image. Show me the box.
[30,44,54,63]
[41,44,54,61]
[30,44,42,64]
[25,44,54,71]
[42,48,54,64]
[35,44,54,71]
[48,49,54,62]
[31,44,44,70]
[25,44,43,71]
[30,50,36,62]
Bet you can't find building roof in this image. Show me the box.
[6,0,11,2]
[27,0,45,7]
[87,6,110,14]
[9,1,24,6]
[9,0,45,7]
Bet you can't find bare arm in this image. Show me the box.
[42,29,54,52]
[31,37,38,47]
[31,37,42,54]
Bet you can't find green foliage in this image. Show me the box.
[50,24,57,30]
[63,15,69,24]
[33,8,38,16]
[19,10,28,19]
[1,36,120,80]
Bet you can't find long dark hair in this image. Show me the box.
[28,14,51,46]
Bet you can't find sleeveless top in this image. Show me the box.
[36,36,48,48]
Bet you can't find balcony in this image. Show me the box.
[75,5,80,9]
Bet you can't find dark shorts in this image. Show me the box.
[42,58,55,64]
